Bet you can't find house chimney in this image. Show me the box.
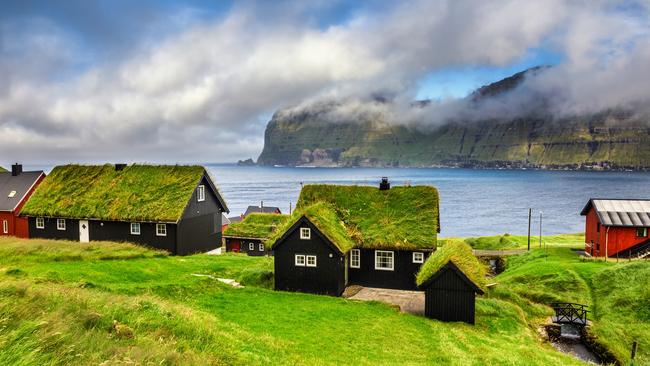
[379,177,390,190]
[11,163,22,176]
[115,163,127,171]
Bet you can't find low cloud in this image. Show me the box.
[0,0,649,164]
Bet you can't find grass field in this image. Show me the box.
[440,233,585,250]
[0,236,648,365]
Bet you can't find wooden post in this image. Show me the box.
[631,340,637,361]
[528,208,533,252]
[539,211,543,249]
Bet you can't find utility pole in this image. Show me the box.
[528,208,533,252]
[289,202,292,215]
[539,211,543,250]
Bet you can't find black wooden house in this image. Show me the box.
[269,182,440,296]
[416,241,486,324]
[223,213,288,256]
[20,164,229,255]
[419,262,484,324]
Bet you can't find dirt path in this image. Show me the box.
[346,287,424,315]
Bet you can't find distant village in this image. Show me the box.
[1,163,649,324]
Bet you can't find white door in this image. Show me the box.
[79,220,89,242]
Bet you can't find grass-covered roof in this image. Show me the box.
[0,166,6,173]
[295,184,439,250]
[21,164,207,222]
[268,202,356,253]
[223,213,289,239]
[416,240,486,291]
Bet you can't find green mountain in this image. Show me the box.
[258,70,650,170]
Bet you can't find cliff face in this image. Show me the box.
[257,70,650,170]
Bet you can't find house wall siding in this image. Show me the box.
[225,237,268,256]
[28,217,80,241]
[89,220,177,253]
[348,249,431,291]
[424,268,476,324]
[274,220,346,296]
[584,207,649,257]
[177,175,223,255]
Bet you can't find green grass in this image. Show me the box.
[224,213,289,239]
[491,247,650,365]
[0,166,6,173]
[441,233,585,250]
[21,164,207,222]
[416,240,486,290]
[294,184,439,250]
[0,236,590,365]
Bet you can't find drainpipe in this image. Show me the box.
[605,226,610,260]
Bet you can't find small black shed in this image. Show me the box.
[416,240,486,324]
[419,261,484,324]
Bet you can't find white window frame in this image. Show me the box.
[259,243,265,251]
[57,219,66,231]
[249,242,255,251]
[637,227,648,237]
[306,255,317,267]
[350,249,360,268]
[36,217,45,229]
[300,227,311,240]
[2,220,8,234]
[156,223,167,237]
[295,254,306,266]
[412,252,424,264]
[130,222,141,235]
[374,250,394,271]
[197,185,205,202]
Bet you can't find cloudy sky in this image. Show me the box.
[1,0,649,166]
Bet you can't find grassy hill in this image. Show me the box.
[0,236,647,365]
[0,166,6,172]
[440,233,584,250]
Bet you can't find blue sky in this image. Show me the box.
[0,0,648,164]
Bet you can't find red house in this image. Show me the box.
[580,198,650,258]
[0,164,45,238]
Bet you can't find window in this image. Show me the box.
[306,255,317,267]
[295,254,306,266]
[36,217,45,229]
[197,185,205,202]
[637,227,648,237]
[2,220,7,234]
[300,227,311,240]
[596,223,601,232]
[57,219,66,231]
[413,252,424,264]
[249,242,255,251]
[259,243,265,251]
[130,223,141,235]
[350,249,360,268]
[8,190,16,198]
[156,224,167,237]
[375,250,394,271]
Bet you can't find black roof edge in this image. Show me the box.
[418,261,484,295]
[271,216,345,255]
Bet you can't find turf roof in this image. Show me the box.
[295,184,439,250]
[416,240,486,291]
[268,202,356,253]
[223,213,289,239]
[21,164,209,222]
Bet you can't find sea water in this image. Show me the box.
[209,164,650,237]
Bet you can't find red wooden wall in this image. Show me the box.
[584,206,649,257]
